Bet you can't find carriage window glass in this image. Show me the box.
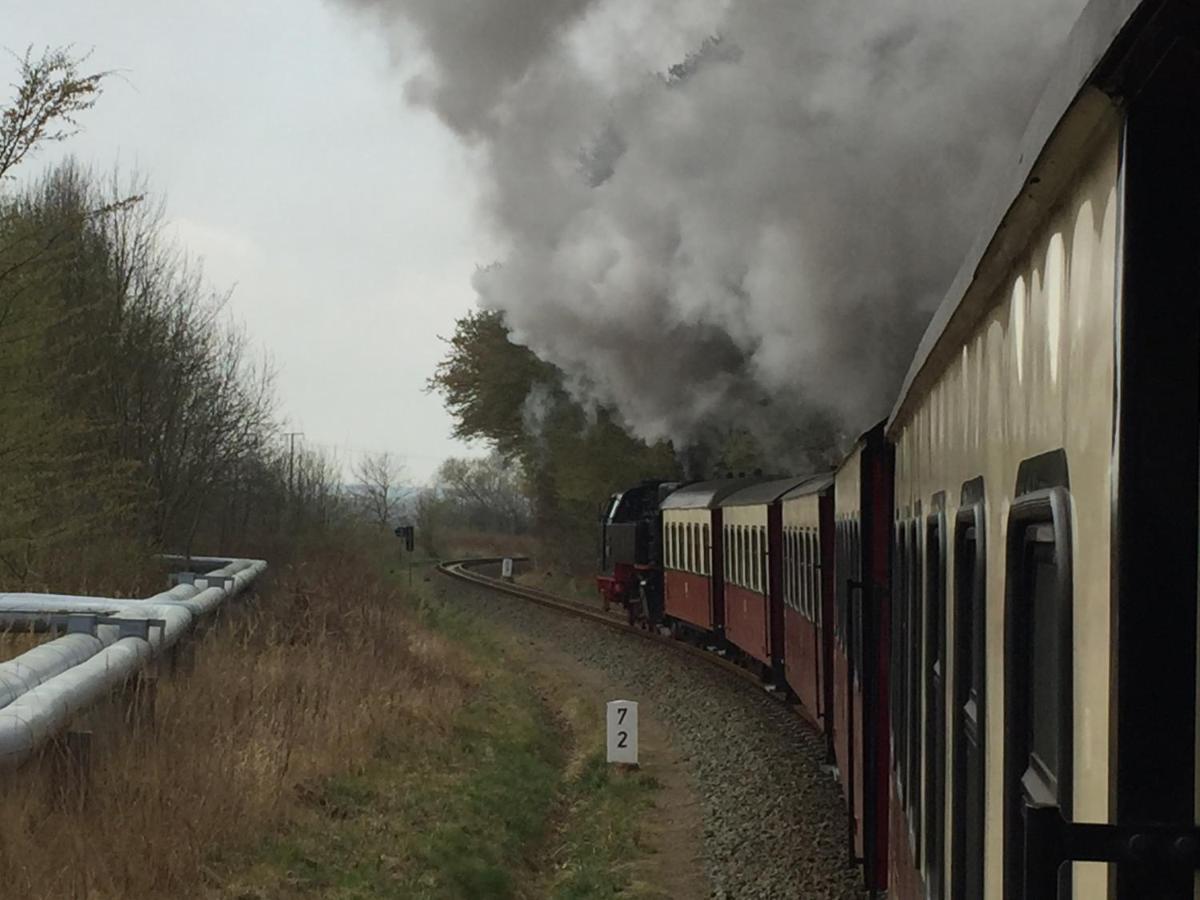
[746,527,754,591]
[762,527,769,593]
[806,532,816,619]
[695,524,702,574]
[744,527,751,588]
[749,527,758,591]
[811,532,820,624]
[798,529,805,610]
[798,529,805,611]
[742,526,749,587]
[784,530,793,609]
[787,528,796,614]
[729,525,739,588]
[1028,535,1062,792]
[667,522,674,569]
[798,530,806,614]
[793,530,801,611]
[809,529,818,618]
[760,526,768,593]
[727,527,733,583]
[908,520,922,817]
[839,522,849,648]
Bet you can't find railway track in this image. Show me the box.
[436,556,859,899]
[437,556,795,705]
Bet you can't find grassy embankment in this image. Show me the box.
[0,536,660,899]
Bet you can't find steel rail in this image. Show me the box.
[436,557,789,699]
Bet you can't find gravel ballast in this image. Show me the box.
[435,572,863,899]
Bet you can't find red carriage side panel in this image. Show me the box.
[664,568,714,629]
[784,608,821,725]
[724,582,770,665]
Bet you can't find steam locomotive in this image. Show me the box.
[597,2,1200,897]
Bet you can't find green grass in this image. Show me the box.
[546,754,660,899]
[217,572,662,900]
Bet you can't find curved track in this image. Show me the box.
[438,557,786,700]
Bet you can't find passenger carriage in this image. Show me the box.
[885,2,1200,897]
[779,474,835,730]
[718,477,815,679]
[661,480,759,640]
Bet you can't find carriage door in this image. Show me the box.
[1002,479,1072,900]
[924,503,947,900]
[952,487,985,900]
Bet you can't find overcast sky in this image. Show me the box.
[5,0,488,483]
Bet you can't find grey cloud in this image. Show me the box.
[342,0,1087,465]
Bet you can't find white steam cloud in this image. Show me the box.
[344,0,1087,459]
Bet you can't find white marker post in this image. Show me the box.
[501,557,514,581]
[606,700,638,767]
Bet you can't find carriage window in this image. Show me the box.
[729,525,739,588]
[810,529,818,619]
[796,530,804,615]
[797,530,806,614]
[810,529,820,625]
[741,526,749,587]
[894,519,908,790]
[924,512,947,900]
[838,523,848,645]
[908,520,923,823]
[748,528,757,591]
[952,512,985,900]
[760,526,768,593]
[793,530,801,611]
[806,532,816,619]
[1028,528,1063,796]
[667,522,675,569]
[794,530,802,610]
[784,529,793,609]
[728,526,735,584]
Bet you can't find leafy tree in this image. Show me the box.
[430,309,679,563]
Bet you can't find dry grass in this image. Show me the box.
[0,629,48,661]
[0,543,475,900]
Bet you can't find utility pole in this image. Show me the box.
[284,432,303,497]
